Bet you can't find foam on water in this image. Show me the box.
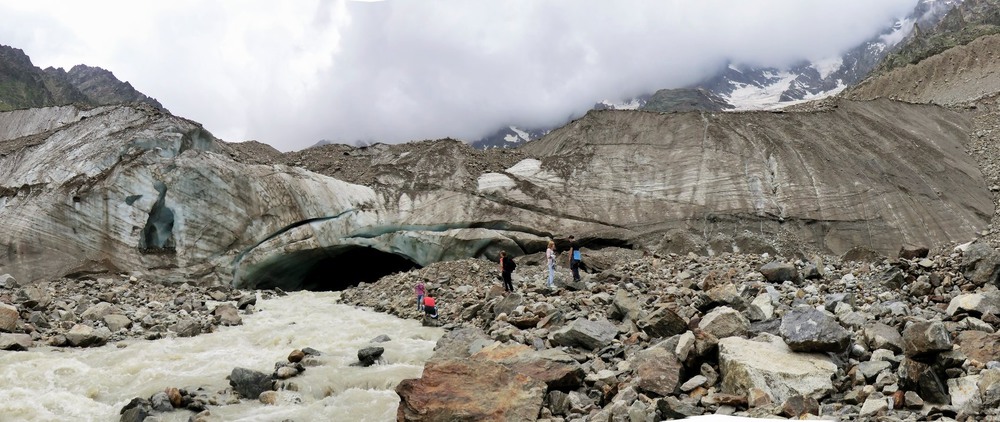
[0,291,443,421]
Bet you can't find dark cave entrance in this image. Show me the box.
[247,245,421,292]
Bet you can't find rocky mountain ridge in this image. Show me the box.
[0,45,163,112]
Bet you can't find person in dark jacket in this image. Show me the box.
[499,251,516,293]
[567,235,581,282]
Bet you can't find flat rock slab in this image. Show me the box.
[718,334,836,404]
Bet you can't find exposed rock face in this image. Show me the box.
[1,98,993,289]
[717,334,837,403]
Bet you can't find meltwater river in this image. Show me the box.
[0,291,444,422]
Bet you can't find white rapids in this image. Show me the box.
[0,291,444,422]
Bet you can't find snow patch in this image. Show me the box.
[509,126,529,142]
[476,172,515,192]
[507,158,543,177]
[725,71,798,110]
[880,18,914,46]
[599,98,643,110]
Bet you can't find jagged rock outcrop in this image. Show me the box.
[0,97,992,289]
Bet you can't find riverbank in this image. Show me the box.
[339,244,1000,421]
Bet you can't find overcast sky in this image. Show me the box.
[1,0,919,151]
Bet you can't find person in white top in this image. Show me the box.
[545,240,556,288]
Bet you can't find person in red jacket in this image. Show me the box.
[423,294,438,319]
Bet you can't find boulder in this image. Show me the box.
[396,358,546,422]
[902,320,952,359]
[64,324,110,347]
[899,244,930,260]
[357,346,385,366]
[779,306,851,353]
[759,261,797,283]
[960,243,1000,287]
[0,333,32,350]
[473,343,584,391]
[698,306,749,339]
[80,302,115,321]
[229,367,274,399]
[980,368,1000,408]
[899,358,950,404]
[0,302,18,332]
[551,318,618,350]
[863,322,904,353]
[946,291,1000,317]
[632,345,684,397]
[0,273,15,289]
[718,334,836,403]
[102,314,132,332]
[955,330,1000,364]
[636,305,687,339]
[948,375,983,415]
[611,288,644,322]
[213,303,243,326]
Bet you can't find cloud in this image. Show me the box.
[0,0,918,151]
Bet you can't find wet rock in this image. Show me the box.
[150,391,173,411]
[632,344,683,397]
[236,293,257,310]
[551,317,617,350]
[118,398,152,422]
[718,334,836,403]
[259,390,279,405]
[0,333,32,350]
[698,306,749,339]
[213,303,242,326]
[171,319,202,337]
[358,346,385,366]
[636,305,687,339]
[65,324,110,347]
[779,306,850,353]
[760,261,797,283]
[288,349,306,363]
[902,319,952,359]
[229,367,274,400]
[0,302,18,332]
[274,366,299,379]
[396,358,546,422]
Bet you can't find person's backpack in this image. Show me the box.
[504,256,517,272]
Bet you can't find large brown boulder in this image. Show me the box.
[396,359,546,422]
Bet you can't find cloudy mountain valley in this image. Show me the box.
[5,1,1000,421]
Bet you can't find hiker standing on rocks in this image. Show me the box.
[414,280,425,311]
[499,251,516,293]
[545,240,556,288]
[568,235,581,282]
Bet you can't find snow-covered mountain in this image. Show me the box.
[469,1,963,149]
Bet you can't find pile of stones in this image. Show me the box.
[340,241,1000,421]
[0,273,256,350]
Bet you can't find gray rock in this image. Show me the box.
[0,302,18,333]
[857,361,892,380]
[760,261,798,283]
[656,396,704,418]
[899,358,950,404]
[358,346,385,366]
[171,319,202,337]
[680,375,708,392]
[213,303,242,326]
[904,390,924,408]
[0,333,32,350]
[229,367,274,399]
[949,375,983,414]
[611,288,644,322]
[961,243,1000,288]
[859,393,888,417]
[747,293,775,322]
[65,324,110,347]
[779,307,851,353]
[102,314,132,332]
[236,293,257,310]
[902,320,952,358]
[551,317,617,350]
[946,291,1000,317]
[80,302,114,321]
[150,391,173,412]
[864,322,904,353]
[698,306,749,339]
[632,345,683,397]
[718,334,836,404]
[980,368,1000,407]
[636,305,687,339]
[0,273,15,289]
[370,334,392,343]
